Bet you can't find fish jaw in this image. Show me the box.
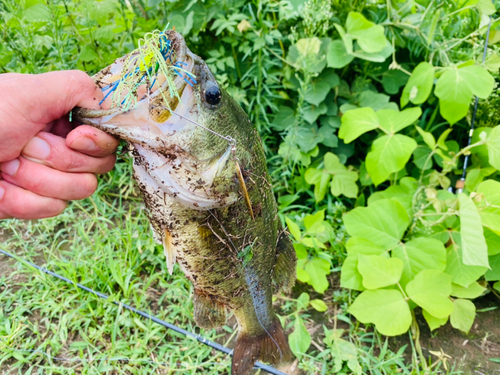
[132,143,238,210]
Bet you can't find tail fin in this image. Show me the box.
[231,319,292,375]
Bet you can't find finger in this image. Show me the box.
[66,125,119,158]
[1,157,98,201]
[0,71,104,162]
[0,71,103,126]
[0,210,12,220]
[0,180,67,220]
[21,132,116,174]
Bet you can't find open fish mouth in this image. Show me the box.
[75,30,200,145]
[73,30,238,210]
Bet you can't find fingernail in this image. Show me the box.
[23,137,51,160]
[1,159,20,176]
[70,137,96,152]
[0,186,4,201]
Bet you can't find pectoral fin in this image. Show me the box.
[163,228,176,275]
[235,161,254,220]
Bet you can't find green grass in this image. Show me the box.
[0,159,458,374]
[0,160,235,374]
[0,0,486,373]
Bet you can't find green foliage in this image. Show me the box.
[3,0,500,370]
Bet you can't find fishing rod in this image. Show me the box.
[0,248,290,375]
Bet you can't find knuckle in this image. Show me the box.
[52,200,67,216]
[66,70,94,99]
[98,155,116,174]
[80,174,98,198]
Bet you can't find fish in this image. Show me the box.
[73,29,296,375]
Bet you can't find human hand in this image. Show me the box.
[0,71,119,220]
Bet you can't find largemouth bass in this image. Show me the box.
[74,30,296,374]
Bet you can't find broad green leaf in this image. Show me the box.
[295,124,324,152]
[423,309,448,331]
[317,69,340,89]
[357,254,403,289]
[476,0,496,16]
[346,237,387,256]
[305,168,331,202]
[406,270,454,319]
[487,126,500,171]
[450,299,475,333]
[289,317,311,357]
[296,267,310,283]
[295,37,321,57]
[294,243,308,259]
[343,199,409,249]
[334,24,353,54]
[331,171,359,198]
[285,217,301,241]
[303,210,325,234]
[485,253,500,281]
[328,335,362,374]
[358,91,392,110]
[318,125,338,147]
[451,282,486,299]
[272,106,296,131]
[435,65,494,124]
[304,81,331,106]
[366,134,417,186]
[382,69,409,95]
[393,237,447,286]
[345,12,387,54]
[485,227,500,256]
[24,3,51,22]
[324,152,346,174]
[368,177,417,217]
[348,290,412,336]
[339,107,379,143]
[327,39,354,68]
[415,126,436,149]
[437,128,453,150]
[341,237,387,291]
[310,299,328,312]
[304,258,330,293]
[80,44,99,62]
[413,146,433,170]
[297,292,310,309]
[465,167,495,192]
[303,103,327,124]
[476,180,500,232]
[350,43,393,63]
[341,255,364,290]
[376,107,422,134]
[446,242,488,286]
[458,193,489,267]
[401,62,434,107]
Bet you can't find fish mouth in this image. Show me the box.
[73,30,201,147]
[73,30,238,210]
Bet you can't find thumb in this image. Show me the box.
[1,70,103,127]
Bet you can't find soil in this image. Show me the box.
[390,294,500,374]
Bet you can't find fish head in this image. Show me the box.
[73,30,257,210]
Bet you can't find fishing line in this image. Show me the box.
[0,248,289,375]
[456,15,493,193]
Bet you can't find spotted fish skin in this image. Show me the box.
[74,30,296,375]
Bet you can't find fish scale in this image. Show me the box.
[74,29,296,375]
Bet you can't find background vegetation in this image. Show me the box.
[2,0,500,373]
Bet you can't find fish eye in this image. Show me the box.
[204,84,221,106]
